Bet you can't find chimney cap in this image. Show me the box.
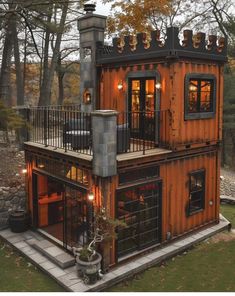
[84,3,96,13]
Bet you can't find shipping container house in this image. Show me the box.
[24,4,227,269]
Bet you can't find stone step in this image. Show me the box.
[28,239,75,269]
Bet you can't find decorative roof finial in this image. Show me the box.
[84,3,96,14]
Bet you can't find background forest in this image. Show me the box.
[0,0,234,168]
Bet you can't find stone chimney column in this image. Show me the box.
[78,4,107,112]
[91,110,118,177]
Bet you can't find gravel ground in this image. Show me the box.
[220,168,235,197]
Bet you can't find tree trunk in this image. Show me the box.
[57,56,65,105]
[38,11,52,106]
[12,19,24,106]
[38,1,69,106]
[0,21,13,106]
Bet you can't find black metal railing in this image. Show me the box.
[29,106,92,155]
[28,106,170,156]
[117,110,170,155]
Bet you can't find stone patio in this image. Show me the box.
[0,214,231,292]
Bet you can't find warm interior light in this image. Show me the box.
[88,192,94,201]
[189,84,197,91]
[85,92,91,103]
[22,169,27,174]
[117,81,123,90]
[155,82,161,90]
[83,89,91,104]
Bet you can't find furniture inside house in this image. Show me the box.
[38,193,63,227]
[63,119,130,152]
[117,123,130,153]
[63,118,91,149]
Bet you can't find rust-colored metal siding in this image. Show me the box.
[99,60,224,150]
[169,61,223,148]
[160,150,219,240]
[100,63,170,112]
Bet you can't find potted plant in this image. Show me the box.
[72,207,125,285]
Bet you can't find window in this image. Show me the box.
[188,170,205,215]
[185,74,216,120]
[119,165,159,185]
[116,181,161,258]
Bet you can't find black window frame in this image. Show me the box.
[184,73,216,120]
[187,169,205,216]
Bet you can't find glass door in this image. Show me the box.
[64,186,88,249]
[35,173,88,250]
[116,181,162,258]
[129,78,156,141]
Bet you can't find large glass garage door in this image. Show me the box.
[116,181,162,258]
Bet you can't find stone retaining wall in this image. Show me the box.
[0,184,26,229]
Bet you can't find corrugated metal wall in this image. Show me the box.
[169,61,223,147]
[100,63,170,112]
[99,60,223,150]
[160,150,219,240]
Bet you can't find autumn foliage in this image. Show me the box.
[103,0,172,34]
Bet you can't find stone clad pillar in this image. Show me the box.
[78,4,107,112]
[91,110,118,177]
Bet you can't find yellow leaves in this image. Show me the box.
[104,0,173,35]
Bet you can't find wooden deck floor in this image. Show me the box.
[26,137,172,162]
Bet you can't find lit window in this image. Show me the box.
[187,170,205,215]
[185,74,216,120]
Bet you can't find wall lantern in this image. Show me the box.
[22,168,27,174]
[83,89,91,104]
[117,81,123,90]
[88,192,95,202]
[155,82,161,90]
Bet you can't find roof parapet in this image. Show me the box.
[97,27,227,64]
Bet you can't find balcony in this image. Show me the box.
[25,106,170,158]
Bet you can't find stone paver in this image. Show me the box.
[48,266,67,278]
[39,260,58,271]
[146,250,167,260]
[35,239,53,249]
[25,238,38,245]
[45,246,64,257]
[136,255,151,265]
[30,253,48,264]
[69,281,89,292]
[0,216,230,292]
[160,245,178,254]
[58,272,81,287]
[14,241,29,249]
[23,247,37,256]
[7,235,24,244]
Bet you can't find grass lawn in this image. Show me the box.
[107,204,235,292]
[220,204,235,226]
[0,205,234,292]
[0,239,66,292]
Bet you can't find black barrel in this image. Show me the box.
[9,210,30,233]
